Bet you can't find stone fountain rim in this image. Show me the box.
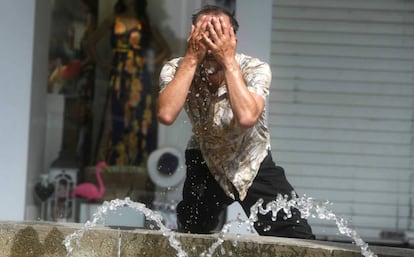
[2,220,414,257]
[0,221,361,251]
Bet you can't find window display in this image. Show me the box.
[45,0,171,224]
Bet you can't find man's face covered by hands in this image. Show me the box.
[188,12,237,67]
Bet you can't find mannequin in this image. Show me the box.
[88,0,171,166]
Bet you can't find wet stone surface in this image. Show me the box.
[0,221,413,257]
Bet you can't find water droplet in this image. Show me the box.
[232,239,238,247]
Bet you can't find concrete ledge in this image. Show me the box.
[0,221,413,257]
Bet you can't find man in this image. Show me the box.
[157,5,314,239]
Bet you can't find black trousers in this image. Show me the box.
[176,149,314,239]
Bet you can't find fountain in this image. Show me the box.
[63,195,381,257]
[62,194,411,257]
[1,195,414,257]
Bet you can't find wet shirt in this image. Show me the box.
[159,53,272,200]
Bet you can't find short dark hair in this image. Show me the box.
[192,5,239,33]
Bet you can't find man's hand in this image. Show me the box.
[186,15,209,62]
[202,16,237,66]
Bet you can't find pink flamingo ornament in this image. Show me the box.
[71,161,106,201]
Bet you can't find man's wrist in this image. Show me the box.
[182,54,199,68]
[223,57,238,73]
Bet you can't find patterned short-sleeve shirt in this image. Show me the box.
[159,53,272,200]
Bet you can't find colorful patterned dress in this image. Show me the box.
[100,17,156,166]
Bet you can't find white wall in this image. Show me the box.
[25,0,51,220]
[237,0,273,63]
[148,0,202,57]
[0,0,49,221]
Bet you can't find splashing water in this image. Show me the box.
[201,193,378,257]
[63,198,188,257]
[64,195,378,257]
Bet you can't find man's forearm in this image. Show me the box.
[224,59,263,129]
[157,56,198,125]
